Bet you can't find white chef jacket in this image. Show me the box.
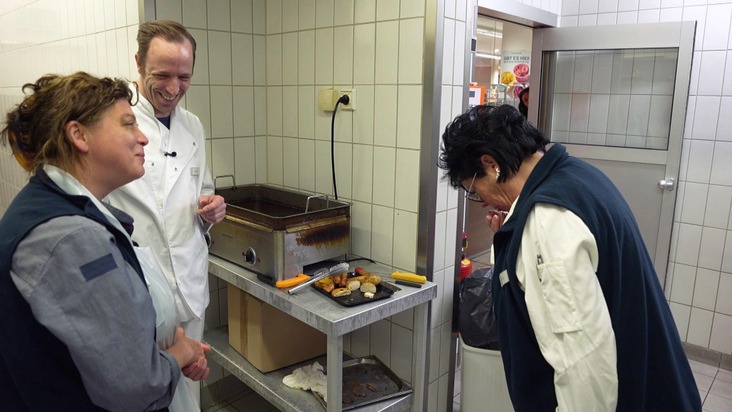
[503,201,619,411]
[106,83,213,321]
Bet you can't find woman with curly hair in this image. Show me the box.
[0,72,208,411]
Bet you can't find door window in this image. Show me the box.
[540,48,679,151]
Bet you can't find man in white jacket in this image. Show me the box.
[107,20,226,405]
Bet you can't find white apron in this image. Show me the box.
[135,246,199,412]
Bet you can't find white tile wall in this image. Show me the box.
[718,273,732,315]
[710,313,732,353]
[693,268,720,311]
[670,301,691,339]
[671,263,696,305]
[375,21,399,83]
[688,307,714,347]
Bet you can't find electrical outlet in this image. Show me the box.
[318,88,340,111]
[340,89,355,111]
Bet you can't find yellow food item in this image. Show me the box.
[275,273,310,288]
[500,71,515,85]
[391,271,427,284]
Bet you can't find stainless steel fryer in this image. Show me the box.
[208,184,350,281]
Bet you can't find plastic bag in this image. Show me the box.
[458,267,500,350]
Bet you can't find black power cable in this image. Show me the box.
[330,94,350,200]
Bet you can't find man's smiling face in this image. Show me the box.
[136,36,193,117]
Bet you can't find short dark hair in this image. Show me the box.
[137,20,197,71]
[438,104,549,188]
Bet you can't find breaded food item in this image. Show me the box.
[350,274,380,285]
[315,275,334,293]
[360,282,376,294]
[346,279,361,291]
[331,287,351,297]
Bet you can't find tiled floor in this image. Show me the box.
[692,360,732,412]
[203,252,732,411]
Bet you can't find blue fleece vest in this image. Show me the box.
[0,172,162,411]
[492,144,700,412]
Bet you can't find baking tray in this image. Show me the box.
[311,273,396,307]
[313,355,412,410]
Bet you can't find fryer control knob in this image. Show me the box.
[243,247,256,265]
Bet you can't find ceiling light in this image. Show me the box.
[476,28,503,38]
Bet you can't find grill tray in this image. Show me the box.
[314,355,412,410]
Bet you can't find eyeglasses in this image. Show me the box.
[461,173,483,203]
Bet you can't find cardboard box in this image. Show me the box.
[227,284,327,372]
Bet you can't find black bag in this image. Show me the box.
[458,267,500,350]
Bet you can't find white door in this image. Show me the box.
[529,22,696,286]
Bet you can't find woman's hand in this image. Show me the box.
[487,210,507,232]
[182,354,210,381]
[165,327,211,380]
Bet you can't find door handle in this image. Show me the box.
[658,178,675,191]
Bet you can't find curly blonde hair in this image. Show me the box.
[1,72,132,174]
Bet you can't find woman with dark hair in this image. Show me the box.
[0,72,209,411]
[518,86,529,117]
[439,104,700,412]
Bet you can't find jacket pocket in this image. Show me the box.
[537,260,582,333]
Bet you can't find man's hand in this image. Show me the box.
[197,194,226,224]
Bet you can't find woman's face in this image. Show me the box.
[461,166,514,213]
[521,90,530,106]
[83,99,148,193]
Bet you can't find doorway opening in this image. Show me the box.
[464,15,533,265]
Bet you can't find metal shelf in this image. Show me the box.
[204,327,411,412]
[205,256,437,412]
